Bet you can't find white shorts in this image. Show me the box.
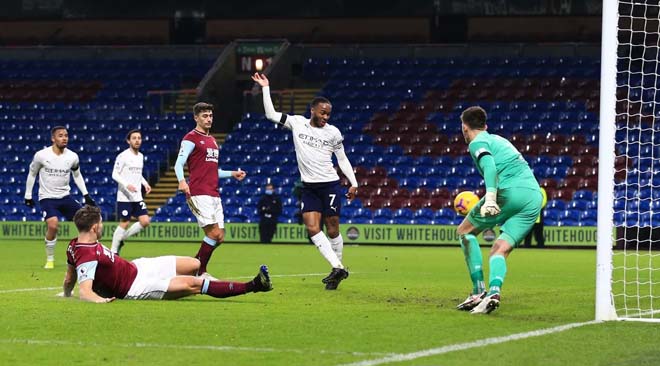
[125,256,177,300]
[187,195,225,228]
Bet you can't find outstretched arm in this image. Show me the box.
[251,73,286,125]
[335,147,359,200]
[218,168,246,181]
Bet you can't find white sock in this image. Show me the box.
[123,222,144,239]
[45,238,56,262]
[111,227,126,253]
[329,234,344,262]
[310,232,343,269]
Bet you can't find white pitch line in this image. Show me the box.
[0,338,395,357]
[0,287,60,294]
[233,272,331,279]
[336,320,602,366]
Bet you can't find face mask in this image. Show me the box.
[265,190,273,195]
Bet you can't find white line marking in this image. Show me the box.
[232,272,367,280]
[336,320,602,366]
[0,287,60,294]
[0,339,395,357]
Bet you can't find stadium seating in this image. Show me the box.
[0,58,213,221]
[1,55,615,227]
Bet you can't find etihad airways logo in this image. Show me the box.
[297,133,334,149]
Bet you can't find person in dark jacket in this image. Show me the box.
[258,184,282,243]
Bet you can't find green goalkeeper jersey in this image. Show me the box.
[468,131,539,191]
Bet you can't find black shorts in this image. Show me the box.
[117,201,149,220]
[301,180,342,217]
[40,196,81,220]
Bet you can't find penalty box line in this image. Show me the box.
[336,319,602,366]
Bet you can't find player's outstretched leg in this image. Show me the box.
[196,265,272,299]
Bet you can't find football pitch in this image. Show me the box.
[0,240,658,366]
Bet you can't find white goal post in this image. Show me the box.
[597,0,660,322]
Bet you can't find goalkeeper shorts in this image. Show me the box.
[467,187,543,247]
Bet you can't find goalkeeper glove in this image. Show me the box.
[84,194,96,207]
[25,198,34,208]
[480,191,501,217]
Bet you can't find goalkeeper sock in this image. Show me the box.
[459,234,485,294]
[329,234,344,262]
[45,238,56,262]
[488,254,507,296]
[311,232,343,269]
[123,222,144,239]
[111,226,126,253]
[196,236,219,275]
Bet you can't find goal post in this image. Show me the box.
[595,0,618,322]
[597,0,660,322]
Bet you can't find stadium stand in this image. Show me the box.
[1,55,608,227]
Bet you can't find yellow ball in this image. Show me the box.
[453,191,479,216]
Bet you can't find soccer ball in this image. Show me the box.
[453,191,479,216]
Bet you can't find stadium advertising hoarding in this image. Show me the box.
[1,221,598,246]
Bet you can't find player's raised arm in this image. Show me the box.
[334,146,359,200]
[175,140,195,195]
[251,73,287,126]
[24,153,41,207]
[71,160,96,206]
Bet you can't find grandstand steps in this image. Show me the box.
[145,133,224,216]
[145,169,183,216]
[165,91,197,114]
[278,88,318,115]
[214,133,226,145]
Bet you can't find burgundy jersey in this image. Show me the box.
[183,129,220,197]
[66,238,138,299]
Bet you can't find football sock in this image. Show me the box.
[329,234,344,262]
[311,232,343,269]
[196,236,219,274]
[111,226,126,253]
[201,279,249,298]
[459,234,485,294]
[124,222,144,238]
[488,254,507,296]
[45,238,56,262]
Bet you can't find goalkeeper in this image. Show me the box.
[455,106,542,314]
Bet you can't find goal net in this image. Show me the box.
[597,0,660,322]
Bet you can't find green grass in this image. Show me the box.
[0,240,658,366]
